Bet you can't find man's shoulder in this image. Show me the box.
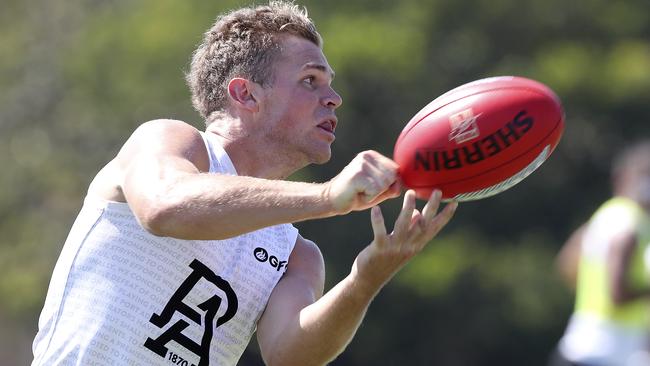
[597,197,643,225]
[288,236,325,277]
[117,118,210,172]
[282,235,325,298]
[134,118,201,135]
[127,119,206,151]
[293,235,323,261]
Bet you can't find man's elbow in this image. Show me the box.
[135,201,235,240]
[133,197,195,239]
[136,203,178,237]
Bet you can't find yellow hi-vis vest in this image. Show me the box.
[574,197,650,329]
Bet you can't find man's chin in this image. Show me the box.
[311,148,332,165]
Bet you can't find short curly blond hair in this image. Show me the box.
[186,1,322,124]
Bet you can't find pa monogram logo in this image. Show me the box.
[144,259,238,366]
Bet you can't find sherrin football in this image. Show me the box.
[393,76,564,201]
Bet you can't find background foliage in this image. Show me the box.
[2,0,649,364]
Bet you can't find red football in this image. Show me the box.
[393,76,564,201]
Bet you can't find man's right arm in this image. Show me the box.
[255,190,457,366]
[99,119,400,240]
[607,229,650,305]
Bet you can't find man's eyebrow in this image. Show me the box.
[303,63,335,80]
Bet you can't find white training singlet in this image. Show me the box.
[32,131,298,366]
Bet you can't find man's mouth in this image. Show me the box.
[317,118,337,134]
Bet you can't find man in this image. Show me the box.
[552,141,650,366]
[32,2,457,365]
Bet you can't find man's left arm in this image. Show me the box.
[607,229,650,304]
[256,190,456,366]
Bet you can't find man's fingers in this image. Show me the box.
[394,190,416,240]
[358,160,398,203]
[426,201,458,237]
[410,209,422,227]
[421,189,442,223]
[328,150,400,213]
[355,150,399,203]
[370,205,387,244]
[365,181,402,207]
[364,160,397,189]
[407,209,424,241]
[363,150,400,172]
[358,176,384,202]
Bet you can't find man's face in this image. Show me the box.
[619,155,650,209]
[254,35,342,165]
[632,158,650,208]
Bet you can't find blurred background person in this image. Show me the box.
[552,141,650,366]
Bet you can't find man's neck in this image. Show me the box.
[205,126,305,180]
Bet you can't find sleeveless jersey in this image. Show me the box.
[32,131,298,366]
[559,197,650,364]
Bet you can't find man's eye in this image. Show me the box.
[303,76,315,85]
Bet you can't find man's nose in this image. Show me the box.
[322,86,343,109]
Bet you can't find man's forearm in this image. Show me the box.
[268,273,381,366]
[137,173,336,240]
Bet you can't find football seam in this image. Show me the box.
[396,85,559,143]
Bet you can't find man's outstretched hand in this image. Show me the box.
[352,189,458,293]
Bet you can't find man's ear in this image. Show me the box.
[227,78,259,112]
